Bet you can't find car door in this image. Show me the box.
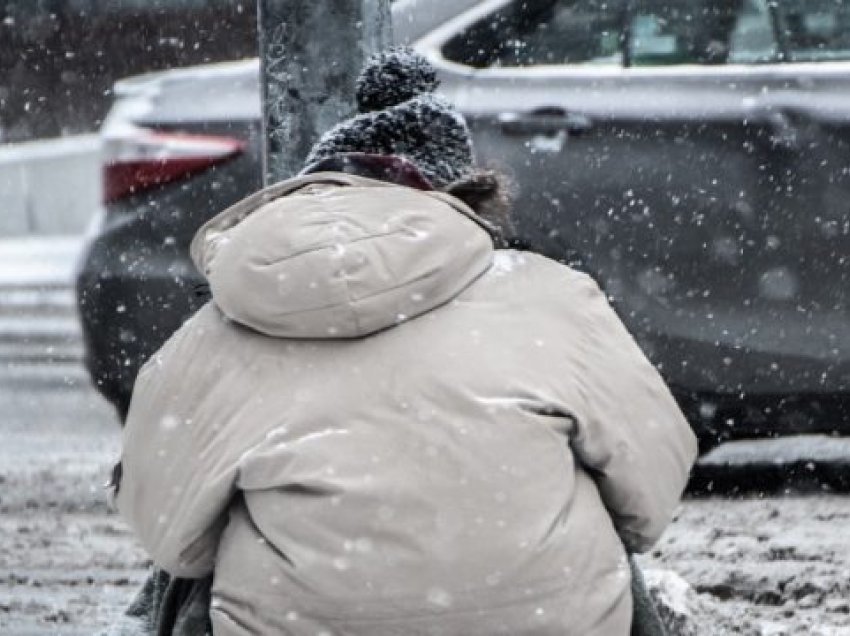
[422,0,850,406]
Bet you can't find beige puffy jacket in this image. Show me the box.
[118,173,697,636]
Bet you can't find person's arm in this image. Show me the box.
[115,319,239,578]
[568,274,698,553]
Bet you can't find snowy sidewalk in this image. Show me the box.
[0,235,88,390]
[0,235,85,287]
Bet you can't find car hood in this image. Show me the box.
[190,172,494,339]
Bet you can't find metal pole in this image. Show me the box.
[257,0,393,185]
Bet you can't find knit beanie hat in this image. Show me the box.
[303,47,475,188]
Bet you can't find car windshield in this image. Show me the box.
[442,0,850,68]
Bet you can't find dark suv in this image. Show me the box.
[77,0,850,446]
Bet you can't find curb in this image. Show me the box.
[688,435,850,495]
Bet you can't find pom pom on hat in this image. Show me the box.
[356,47,439,112]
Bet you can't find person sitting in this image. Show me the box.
[115,47,696,636]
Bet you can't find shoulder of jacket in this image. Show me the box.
[493,249,594,284]
[136,303,227,376]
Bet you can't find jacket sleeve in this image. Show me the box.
[115,317,241,578]
[568,274,698,553]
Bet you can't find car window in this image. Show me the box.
[441,0,850,68]
[728,0,778,64]
[442,0,627,68]
[779,0,850,62]
[626,2,742,66]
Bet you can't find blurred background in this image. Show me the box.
[1,0,256,143]
[0,0,256,237]
[2,1,850,633]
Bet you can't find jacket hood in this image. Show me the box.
[190,173,494,339]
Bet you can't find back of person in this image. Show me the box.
[116,48,696,636]
[118,174,695,635]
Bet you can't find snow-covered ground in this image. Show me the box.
[640,497,850,635]
[0,389,148,635]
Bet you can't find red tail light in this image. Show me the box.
[103,128,245,203]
